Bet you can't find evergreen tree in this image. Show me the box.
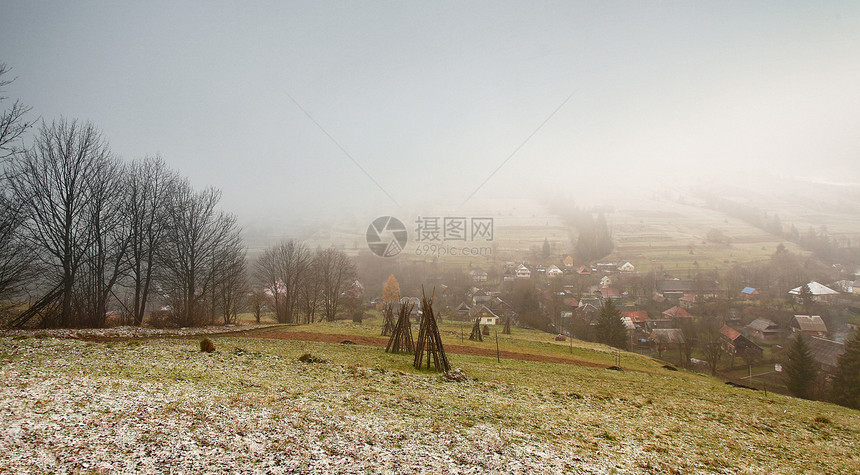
[783,334,818,399]
[798,283,814,314]
[541,238,551,259]
[594,297,628,350]
[830,332,860,409]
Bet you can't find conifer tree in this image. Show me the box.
[783,334,818,399]
[830,332,860,409]
[594,298,628,350]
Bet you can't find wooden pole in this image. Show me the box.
[495,329,500,363]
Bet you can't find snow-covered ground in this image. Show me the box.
[1,337,612,474]
[2,335,858,474]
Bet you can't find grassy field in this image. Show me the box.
[602,196,805,274]
[2,319,858,474]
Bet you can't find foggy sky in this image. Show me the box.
[2,1,859,228]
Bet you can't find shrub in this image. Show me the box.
[200,338,215,353]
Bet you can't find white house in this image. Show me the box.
[619,262,635,272]
[546,265,563,278]
[516,264,531,279]
[788,281,839,302]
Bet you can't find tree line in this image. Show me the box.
[1,119,245,328]
[1,65,246,327]
[254,240,357,324]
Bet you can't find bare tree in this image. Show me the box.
[158,182,240,327]
[255,245,285,323]
[8,120,114,327]
[255,240,310,324]
[248,289,267,323]
[698,318,724,376]
[318,247,356,322]
[0,63,32,161]
[210,228,246,325]
[300,250,323,323]
[0,64,35,304]
[74,155,129,327]
[0,190,37,304]
[123,156,178,325]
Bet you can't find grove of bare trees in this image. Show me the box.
[254,241,356,324]
[1,116,246,328]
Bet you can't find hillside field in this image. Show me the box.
[2,318,858,474]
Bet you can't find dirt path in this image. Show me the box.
[246,329,609,369]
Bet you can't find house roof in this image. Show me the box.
[469,269,488,276]
[621,311,649,323]
[793,315,828,333]
[599,288,621,298]
[741,287,758,295]
[788,281,839,296]
[720,325,742,341]
[662,306,692,319]
[547,264,562,273]
[620,317,636,331]
[746,318,778,332]
[799,335,845,369]
[648,329,686,344]
[679,294,700,303]
[470,304,499,318]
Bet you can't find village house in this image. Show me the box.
[600,275,613,288]
[621,310,649,324]
[648,328,686,355]
[792,334,846,376]
[516,264,531,279]
[618,261,635,272]
[662,306,693,321]
[740,287,760,300]
[469,304,501,325]
[745,318,782,340]
[563,255,575,268]
[792,315,828,338]
[679,293,701,309]
[598,287,621,302]
[720,325,764,360]
[455,302,471,318]
[788,281,839,303]
[546,264,563,278]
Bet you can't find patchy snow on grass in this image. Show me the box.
[1,336,858,474]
